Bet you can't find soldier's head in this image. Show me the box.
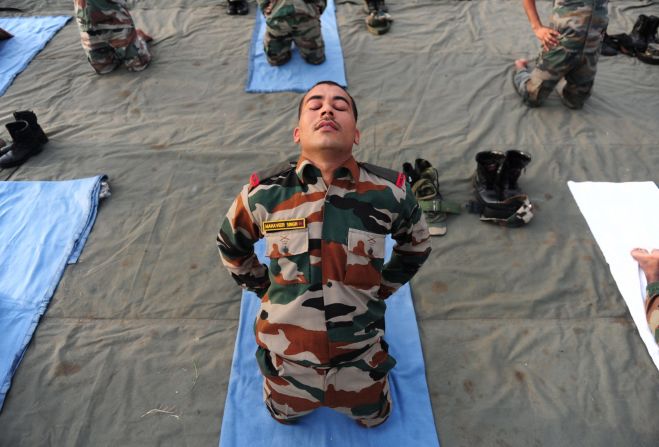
[294,81,360,157]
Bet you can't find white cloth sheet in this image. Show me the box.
[568,181,659,372]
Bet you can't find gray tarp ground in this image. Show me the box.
[1,0,658,446]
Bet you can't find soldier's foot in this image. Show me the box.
[631,248,659,283]
[302,54,326,65]
[136,29,153,43]
[514,59,529,72]
[266,52,292,66]
[366,11,392,35]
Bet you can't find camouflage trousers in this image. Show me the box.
[514,47,600,109]
[264,14,325,65]
[256,341,396,427]
[76,22,151,74]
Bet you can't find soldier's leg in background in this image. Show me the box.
[264,19,294,66]
[79,31,121,74]
[325,342,396,428]
[256,347,323,423]
[122,29,152,72]
[560,52,599,109]
[293,16,325,65]
[517,47,574,107]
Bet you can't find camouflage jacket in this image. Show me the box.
[74,0,134,32]
[217,156,431,368]
[257,0,327,20]
[550,0,609,53]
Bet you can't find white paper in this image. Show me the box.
[568,181,659,372]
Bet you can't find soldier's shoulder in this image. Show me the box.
[248,159,297,191]
[359,162,406,190]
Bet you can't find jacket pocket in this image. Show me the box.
[344,228,385,290]
[265,229,310,285]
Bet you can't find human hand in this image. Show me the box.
[631,248,659,283]
[533,26,560,51]
[264,3,273,15]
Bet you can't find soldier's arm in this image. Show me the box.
[521,0,559,50]
[217,185,270,296]
[377,185,431,299]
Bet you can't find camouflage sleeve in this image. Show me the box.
[646,282,659,344]
[378,184,432,299]
[217,185,270,296]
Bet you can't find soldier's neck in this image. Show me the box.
[301,150,353,187]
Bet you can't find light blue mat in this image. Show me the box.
[219,237,440,447]
[245,0,347,93]
[0,176,107,410]
[0,16,71,96]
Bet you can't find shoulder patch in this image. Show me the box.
[360,162,405,189]
[248,159,297,191]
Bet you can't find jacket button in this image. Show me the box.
[327,281,332,288]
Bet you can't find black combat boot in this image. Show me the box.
[474,151,506,201]
[645,16,659,44]
[13,110,48,145]
[499,150,532,198]
[629,14,651,54]
[227,0,249,15]
[0,120,44,169]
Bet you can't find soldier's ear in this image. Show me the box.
[353,128,360,145]
[293,127,301,144]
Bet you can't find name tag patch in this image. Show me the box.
[262,218,306,233]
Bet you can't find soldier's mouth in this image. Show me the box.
[315,120,339,131]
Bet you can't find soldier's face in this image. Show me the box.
[294,84,360,155]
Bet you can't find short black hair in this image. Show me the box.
[297,80,358,122]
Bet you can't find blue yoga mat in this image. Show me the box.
[219,237,440,447]
[245,0,347,93]
[0,176,107,410]
[0,16,71,96]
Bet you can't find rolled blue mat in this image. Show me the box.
[219,237,440,447]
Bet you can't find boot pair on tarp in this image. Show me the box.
[470,150,534,227]
[602,15,659,64]
[0,111,48,169]
[403,159,461,236]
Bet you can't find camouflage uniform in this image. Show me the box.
[258,0,326,65]
[217,156,431,426]
[73,0,151,74]
[646,282,659,344]
[514,0,609,108]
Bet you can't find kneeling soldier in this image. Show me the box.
[259,0,326,65]
[217,81,431,427]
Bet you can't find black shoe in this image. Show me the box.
[499,150,532,198]
[474,150,506,201]
[0,120,44,169]
[227,0,249,15]
[629,14,651,54]
[13,110,48,145]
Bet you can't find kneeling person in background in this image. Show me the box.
[259,0,326,66]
